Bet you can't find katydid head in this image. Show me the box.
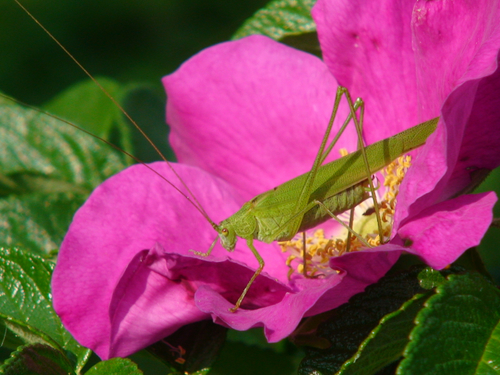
[215,223,237,251]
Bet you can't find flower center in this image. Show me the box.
[279,154,412,278]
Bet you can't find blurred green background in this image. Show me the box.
[0,0,268,105]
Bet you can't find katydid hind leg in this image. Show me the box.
[275,86,364,275]
[313,200,372,249]
[342,91,385,245]
[288,86,349,238]
[294,87,366,273]
[345,97,363,252]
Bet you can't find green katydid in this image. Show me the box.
[11,1,438,313]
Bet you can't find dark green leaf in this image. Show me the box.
[0,94,126,195]
[280,32,321,57]
[417,268,447,290]
[476,167,500,285]
[299,266,428,375]
[123,85,176,163]
[232,0,316,41]
[43,78,127,144]
[338,294,429,375]
[0,344,75,375]
[398,273,500,374]
[0,94,127,254]
[84,358,143,375]
[0,193,85,256]
[190,370,210,375]
[226,328,291,354]
[0,248,91,372]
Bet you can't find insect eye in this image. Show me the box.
[221,228,229,236]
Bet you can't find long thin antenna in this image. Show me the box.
[14,0,216,227]
[0,92,216,224]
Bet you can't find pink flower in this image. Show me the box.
[52,0,500,360]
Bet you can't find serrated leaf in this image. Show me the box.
[299,266,428,375]
[232,0,317,41]
[0,95,126,193]
[398,273,500,375]
[0,343,75,375]
[0,248,91,372]
[84,358,143,375]
[0,94,127,254]
[338,293,429,375]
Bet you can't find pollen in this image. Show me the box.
[279,155,411,278]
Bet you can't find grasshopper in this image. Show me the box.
[10,1,438,313]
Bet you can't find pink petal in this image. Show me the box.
[106,245,208,358]
[163,35,359,201]
[411,0,500,113]
[401,0,500,218]
[196,250,398,342]
[396,191,497,269]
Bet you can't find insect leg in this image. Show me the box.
[230,238,265,312]
[190,236,219,257]
[313,200,372,248]
[342,91,385,245]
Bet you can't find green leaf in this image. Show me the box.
[84,358,143,375]
[122,85,176,163]
[418,268,447,289]
[189,370,210,375]
[299,266,428,375]
[0,193,85,256]
[43,78,132,155]
[0,248,91,372]
[0,94,126,195]
[232,0,317,41]
[0,344,75,375]
[338,293,430,375]
[0,93,127,254]
[398,273,500,374]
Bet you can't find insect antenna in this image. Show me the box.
[14,0,217,228]
[1,92,217,226]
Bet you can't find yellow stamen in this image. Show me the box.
[279,155,411,278]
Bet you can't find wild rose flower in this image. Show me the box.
[52,0,500,360]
